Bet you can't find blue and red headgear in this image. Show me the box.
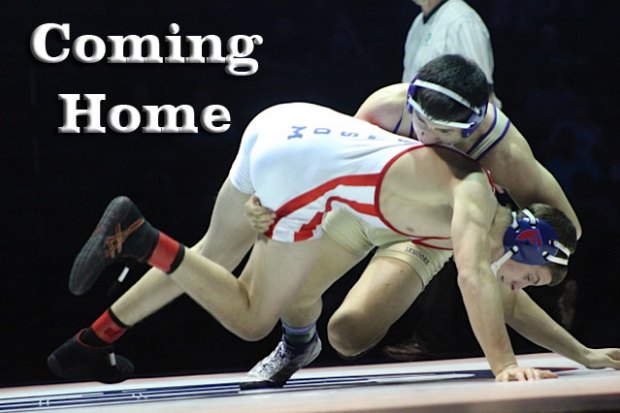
[406,76,488,138]
[491,209,570,274]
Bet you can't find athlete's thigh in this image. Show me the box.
[195,178,257,270]
[238,236,325,325]
[292,233,368,304]
[335,256,425,328]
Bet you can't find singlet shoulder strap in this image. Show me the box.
[392,114,404,134]
[467,105,511,160]
[392,106,415,138]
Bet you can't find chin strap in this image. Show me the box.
[491,248,516,277]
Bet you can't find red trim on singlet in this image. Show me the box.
[410,239,453,251]
[265,144,496,248]
[294,196,376,241]
[372,145,451,249]
[265,174,381,239]
[373,144,496,251]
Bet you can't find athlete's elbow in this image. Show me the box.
[456,269,486,296]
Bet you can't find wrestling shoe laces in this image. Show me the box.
[105,219,145,259]
[69,196,159,296]
[47,330,134,384]
[239,334,321,390]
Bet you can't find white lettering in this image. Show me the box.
[58,94,229,134]
[32,23,262,75]
[200,105,231,133]
[58,94,106,133]
[73,35,107,63]
[107,35,163,63]
[142,105,198,133]
[31,23,70,63]
[108,105,142,133]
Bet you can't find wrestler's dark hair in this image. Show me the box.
[522,203,577,286]
[415,54,489,123]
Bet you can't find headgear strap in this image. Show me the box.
[491,209,570,276]
[412,79,483,115]
[406,77,488,137]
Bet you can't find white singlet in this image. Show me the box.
[229,102,433,243]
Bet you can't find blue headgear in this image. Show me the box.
[491,209,570,274]
[406,76,488,138]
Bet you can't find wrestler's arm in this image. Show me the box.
[484,124,582,239]
[450,174,519,378]
[501,286,620,369]
[354,83,407,128]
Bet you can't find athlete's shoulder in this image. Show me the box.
[467,104,512,161]
[419,144,482,179]
[368,83,408,100]
[356,83,408,125]
[476,109,538,176]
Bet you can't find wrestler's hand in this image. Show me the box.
[582,348,620,370]
[495,364,558,381]
[244,195,276,233]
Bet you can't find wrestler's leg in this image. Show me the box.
[168,236,325,341]
[239,211,369,389]
[111,179,257,326]
[279,233,368,328]
[49,193,323,383]
[327,241,451,358]
[47,181,258,383]
[327,256,425,357]
[51,108,272,382]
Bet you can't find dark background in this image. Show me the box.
[2,0,619,386]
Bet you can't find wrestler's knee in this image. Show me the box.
[233,317,277,342]
[327,310,381,357]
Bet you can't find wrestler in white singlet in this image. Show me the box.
[320,102,510,286]
[229,102,467,248]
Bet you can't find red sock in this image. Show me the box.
[148,231,185,274]
[81,309,129,346]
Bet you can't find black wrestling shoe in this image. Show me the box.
[47,330,134,384]
[239,334,322,390]
[69,196,159,296]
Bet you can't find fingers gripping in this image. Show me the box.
[244,195,276,232]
